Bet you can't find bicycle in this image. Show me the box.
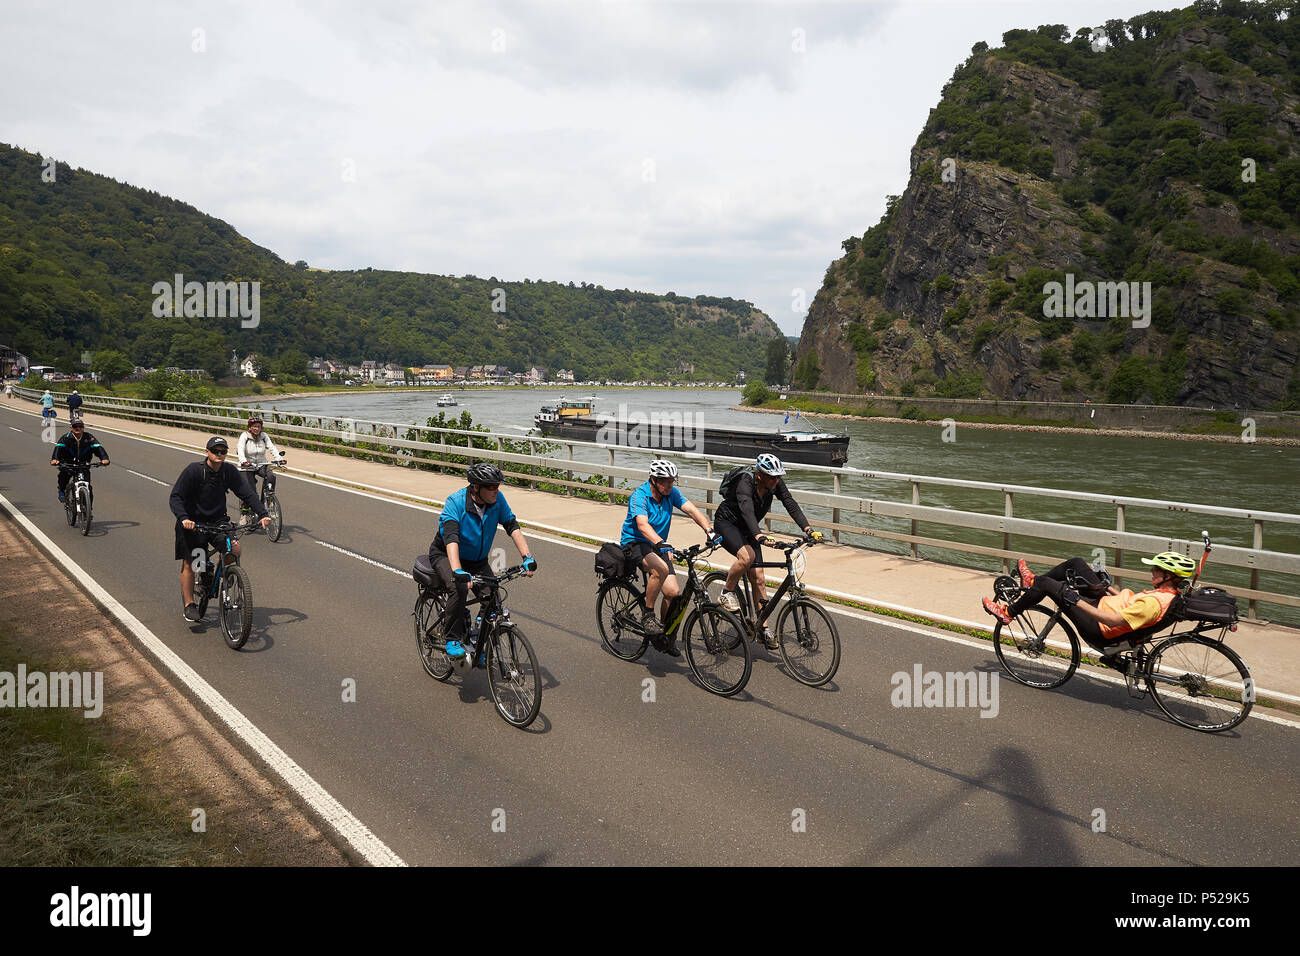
[412,559,542,728]
[700,534,841,687]
[595,541,751,697]
[989,533,1253,733]
[190,521,259,650]
[56,462,105,536]
[238,461,285,542]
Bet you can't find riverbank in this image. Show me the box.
[733,404,1300,446]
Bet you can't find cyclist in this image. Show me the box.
[428,462,536,660]
[49,418,109,501]
[713,453,819,648]
[170,436,270,623]
[982,553,1195,673]
[40,389,55,419]
[66,389,83,419]
[237,415,286,506]
[619,459,715,654]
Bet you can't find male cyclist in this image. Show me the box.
[619,459,715,654]
[428,462,536,660]
[49,418,109,501]
[170,436,270,623]
[982,552,1195,673]
[714,453,819,648]
[66,388,83,419]
[237,415,286,506]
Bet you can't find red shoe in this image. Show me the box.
[1016,559,1036,589]
[982,597,1013,625]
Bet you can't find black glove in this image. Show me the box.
[521,555,537,573]
[656,541,674,557]
[1058,586,1080,609]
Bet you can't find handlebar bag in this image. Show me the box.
[1174,587,1238,625]
[595,541,627,579]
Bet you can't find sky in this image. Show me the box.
[1,0,1184,335]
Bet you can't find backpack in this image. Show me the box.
[594,541,628,579]
[718,465,752,503]
[1173,587,1239,626]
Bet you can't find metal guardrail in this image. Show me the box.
[16,386,1299,618]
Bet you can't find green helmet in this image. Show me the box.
[1140,552,1196,577]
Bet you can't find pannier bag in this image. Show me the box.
[1175,587,1239,625]
[413,554,439,589]
[595,541,627,579]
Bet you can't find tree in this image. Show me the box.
[166,329,226,379]
[765,337,789,385]
[277,349,309,379]
[90,349,133,384]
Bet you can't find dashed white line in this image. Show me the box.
[316,539,407,578]
[7,427,21,432]
[127,468,169,486]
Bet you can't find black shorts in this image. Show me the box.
[175,520,233,563]
[624,540,674,572]
[714,517,763,563]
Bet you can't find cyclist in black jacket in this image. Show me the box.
[49,419,109,501]
[714,454,820,646]
[169,436,269,622]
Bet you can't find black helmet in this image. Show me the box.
[467,462,504,486]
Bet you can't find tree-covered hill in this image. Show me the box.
[0,144,779,380]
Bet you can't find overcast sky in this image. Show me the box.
[2,0,1180,335]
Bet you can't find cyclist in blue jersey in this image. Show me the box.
[620,459,715,648]
[428,462,536,659]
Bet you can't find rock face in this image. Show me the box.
[794,8,1300,410]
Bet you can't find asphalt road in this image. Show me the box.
[2,401,1297,865]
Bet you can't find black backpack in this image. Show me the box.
[1173,587,1239,626]
[594,541,628,579]
[718,465,752,503]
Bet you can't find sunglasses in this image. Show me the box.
[210,449,228,456]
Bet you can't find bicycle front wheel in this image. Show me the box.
[77,485,92,536]
[774,597,841,686]
[1146,636,1252,733]
[414,590,453,681]
[683,605,750,697]
[219,565,253,650]
[264,490,282,542]
[596,579,648,661]
[64,490,76,526]
[993,604,1079,689]
[487,625,542,728]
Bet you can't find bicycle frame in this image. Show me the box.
[417,568,527,666]
[622,546,716,638]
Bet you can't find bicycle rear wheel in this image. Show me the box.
[487,625,542,728]
[993,604,1079,689]
[775,597,840,686]
[1146,636,1252,733]
[219,565,253,650]
[596,579,649,661]
[77,484,92,535]
[414,590,453,681]
[683,605,750,697]
[264,490,282,542]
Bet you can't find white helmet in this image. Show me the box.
[648,459,678,479]
[756,453,786,476]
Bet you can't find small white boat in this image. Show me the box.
[436,394,458,407]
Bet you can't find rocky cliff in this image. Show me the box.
[794,1,1300,410]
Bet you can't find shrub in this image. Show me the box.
[741,381,773,406]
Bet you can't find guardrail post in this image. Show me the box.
[566,443,574,496]
[1115,504,1125,570]
[1003,492,1013,574]
[705,459,714,508]
[1251,519,1262,620]
[529,438,536,489]
[607,448,615,503]
[909,481,919,560]
[833,473,841,544]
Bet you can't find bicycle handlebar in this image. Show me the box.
[54,461,107,468]
[469,565,534,587]
[190,521,259,536]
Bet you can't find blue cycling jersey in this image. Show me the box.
[438,486,517,562]
[620,481,687,546]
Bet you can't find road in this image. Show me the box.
[2,402,1297,865]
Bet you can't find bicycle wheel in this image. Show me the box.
[993,603,1079,689]
[486,625,542,728]
[414,590,453,681]
[774,597,841,687]
[699,570,753,648]
[596,579,649,661]
[64,489,76,526]
[1146,636,1252,733]
[264,490,283,542]
[683,605,750,697]
[219,565,254,650]
[196,565,212,619]
[77,484,91,536]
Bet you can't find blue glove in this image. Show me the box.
[454,568,472,581]
[522,555,537,572]
[656,542,674,557]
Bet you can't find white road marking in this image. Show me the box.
[0,489,407,866]
[316,539,407,578]
[8,426,21,432]
[127,468,169,486]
